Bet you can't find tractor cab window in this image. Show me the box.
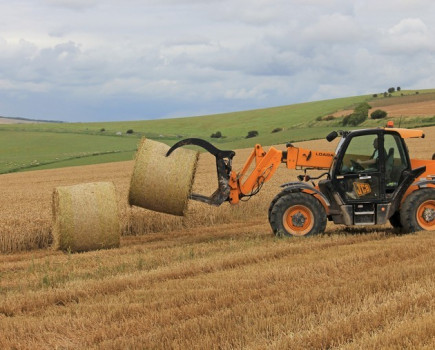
[339,134,381,174]
[336,133,382,202]
[384,133,408,188]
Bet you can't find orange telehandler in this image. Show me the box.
[166,122,435,236]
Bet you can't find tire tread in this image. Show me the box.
[269,192,327,237]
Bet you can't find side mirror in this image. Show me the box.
[326,131,338,142]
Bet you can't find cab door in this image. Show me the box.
[333,132,384,203]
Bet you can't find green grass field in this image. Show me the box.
[1,90,434,174]
[0,131,137,174]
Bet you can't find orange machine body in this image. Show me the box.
[227,137,434,208]
[228,144,335,204]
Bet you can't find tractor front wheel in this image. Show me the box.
[269,192,327,237]
[400,188,435,232]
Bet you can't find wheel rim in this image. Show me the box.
[283,205,314,236]
[416,200,435,230]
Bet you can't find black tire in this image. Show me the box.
[389,211,402,229]
[269,192,327,237]
[268,190,289,222]
[400,188,435,233]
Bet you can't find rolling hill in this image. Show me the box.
[1,89,434,174]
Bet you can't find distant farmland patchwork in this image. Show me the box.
[0,94,370,173]
[1,90,435,174]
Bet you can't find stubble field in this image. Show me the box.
[1,128,435,349]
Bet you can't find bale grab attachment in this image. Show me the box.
[167,138,235,206]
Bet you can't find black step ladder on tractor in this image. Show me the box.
[354,203,376,225]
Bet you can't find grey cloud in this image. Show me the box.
[301,13,362,44]
[389,18,428,35]
[42,0,98,11]
[379,18,435,54]
[1,0,435,122]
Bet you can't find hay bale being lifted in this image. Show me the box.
[52,182,120,252]
[129,138,199,216]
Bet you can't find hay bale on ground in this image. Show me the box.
[52,182,120,252]
[129,138,199,216]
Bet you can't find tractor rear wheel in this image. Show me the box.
[269,192,327,237]
[400,188,435,232]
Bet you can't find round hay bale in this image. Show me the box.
[52,182,120,252]
[129,138,199,216]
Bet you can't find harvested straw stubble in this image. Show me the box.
[52,182,120,252]
[129,138,199,216]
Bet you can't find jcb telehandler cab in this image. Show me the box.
[167,123,435,236]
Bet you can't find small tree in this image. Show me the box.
[397,86,401,91]
[271,127,283,133]
[341,102,370,127]
[211,131,222,138]
[372,94,378,98]
[246,130,259,138]
[370,109,387,119]
[342,113,366,126]
[100,128,105,132]
[388,87,395,93]
[354,102,371,117]
[126,129,134,134]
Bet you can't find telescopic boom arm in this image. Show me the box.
[166,139,335,206]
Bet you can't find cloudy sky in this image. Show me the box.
[1,0,434,122]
